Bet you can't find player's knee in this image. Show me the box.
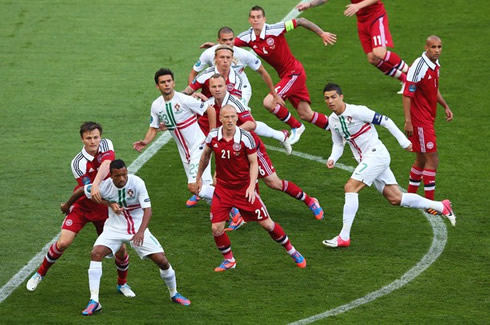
[263,95,275,111]
[371,48,386,61]
[56,239,71,251]
[115,244,127,258]
[90,248,105,261]
[211,223,225,236]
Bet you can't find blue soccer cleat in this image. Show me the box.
[291,251,307,268]
[186,195,200,208]
[308,198,324,220]
[82,299,102,316]
[214,259,237,272]
[171,292,191,306]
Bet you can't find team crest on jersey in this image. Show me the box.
[266,37,274,46]
[227,83,234,92]
[82,176,91,185]
[427,142,434,150]
[233,143,242,151]
[127,189,135,198]
[409,84,416,92]
[174,103,181,112]
[347,116,353,124]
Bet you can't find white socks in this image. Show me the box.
[88,261,102,302]
[198,184,215,204]
[255,121,285,142]
[160,265,177,297]
[400,193,444,212]
[339,192,359,241]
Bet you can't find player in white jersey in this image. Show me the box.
[133,68,216,208]
[61,159,191,315]
[189,26,284,107]
[321,83,456,248]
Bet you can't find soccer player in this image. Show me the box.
[133,68,217,209]
[60,159,190,315]
[195,105,307,271]
[234,5,337,144]
[27,122,134,298]
[206,74,324,221]
[403,36,453,207]
[297,0,409,87]
[321,83,456,248]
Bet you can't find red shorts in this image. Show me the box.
[210,185,270,223]
[275,69,311,109]
[357,14,394,54]
[61,203,108,235]
[409,126,437,153]
[257,147,275,178]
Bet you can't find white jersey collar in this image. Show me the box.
[251,24,267,41]
[81,146,95,161]
[217,125,241,142]
[422,52,440,70]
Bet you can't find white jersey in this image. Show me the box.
[85,174,151,235]
[193,44,262,74]
[328,104,410,163]
[150,92,208,163]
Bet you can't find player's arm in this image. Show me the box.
[255,65,286,107]
[437,89,453,121]
[246,152,258,204]
[344,0,379,17]
[327,131,345,168]
[131,207,151,247]
[294,18,337,46]
[372,112,412,151]
[206,105,217,130]
[133,127,158,152]
[60,186,85,214]
[402,95,413,137]
[188,69,199,86]
[90,159,111,204]
[296,0,328,11]
[195,144,213,195]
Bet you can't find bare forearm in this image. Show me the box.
[257,66,277,95]
[137,208,152,233]
[182,86,195,95]
[143,127,158,145]
[188,69,198,85]
[402,96,412,122]
[307,0,328,9]
[93,160,110,186]
[437,90,449,109]
[196,148,211,181]
[296,17,325,37]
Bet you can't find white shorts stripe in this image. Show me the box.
[417,127,426,153]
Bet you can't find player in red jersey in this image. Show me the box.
[26,122,134,298]
[234,5,337,145]
[206,74,324,220]
[403,36,453,206]
[195,105,307,271]
[298,0,409,88]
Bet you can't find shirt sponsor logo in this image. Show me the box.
[83,177,91,185]
[213,143,219,148]
[195,60,201,67]
[233,143,242,151]
[409,84,416,92]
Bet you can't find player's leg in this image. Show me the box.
[423,151,439,200]
[211,187,236,271]
[186,154,215,207]
[113,243,134,297]
[410,127,439,201]
[263,93,302,129]
[254,121,292,155]
[82,244,112,316]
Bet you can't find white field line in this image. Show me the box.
[0,132,172,304]
[265,145,447,324]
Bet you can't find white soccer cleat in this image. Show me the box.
[280,130,292,155]
[26,272,43,291]
[322,235,351,248]
[441,199,456,227]
[117,283,136,297]
[396,82,405,95]
[288,124,305,145]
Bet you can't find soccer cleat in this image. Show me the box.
[280,130,292,155]
[82,299,102,316]
[425,208,440,216]
[322,235,351,248]
[186,195,200,208]
[288,124,305,145]
[225,216,245,232]
[229,207,241,223]
[441,199,456,227]
[308,198,324,220]
[214,259,236,272]
[291,251,307,268]
[396,82,405,95]
[26,272,43,291]
[171,292,191,306]
[117,283,136,297]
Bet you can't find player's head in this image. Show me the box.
[154,68,176,96]
[214,45,234,71]
[425,35,442,63]
[110,159,128,188]
[79,121,102,155]
[219,104,238,130]
[209,73,227,100]
[323,83,345,114]
[249,6,266,30]
[217,26,234,46]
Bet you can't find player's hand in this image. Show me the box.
[195,178,202,196]
[321,32,337,46]
[404,144,413,152]
[445,107,454,121]
[344,3,360,17]
[133,140,146,152]
[192,92,208,101]
[404,121,413,137]
[131,231,144,247]
[109,203,122,215]
[90,184,103,204]
[272,93,286,107]
[245,185,256,204]
[296,2,311,11]
[60,202,70,214]
[199,42,215,49]
[326,160,335,169]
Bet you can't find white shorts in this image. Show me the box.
[94,227,164,259]
[350,150,397,193]
[181,146,213,185]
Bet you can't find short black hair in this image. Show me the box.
[250,5,265,16]
[110,159,126,172]
[80,121,102,138]
[218,26,234,38]
[323,83,343,95]
[210,73,226,83]
[154,68,174,84]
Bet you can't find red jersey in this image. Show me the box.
[235,20,304,78]
[403,52,440,127]
[190,66,244,99]
[205,126,257,189]
[70,138,115,210]
[352,0,386,23]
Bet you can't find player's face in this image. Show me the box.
[156,74,175,96]
[218,32,234,46]
[215,49,233,70]
[425,39,443,62]
[81,129,101,156]
[249,10,266,31]
[220,107,238,130]
[209,77,226,100]
[111,167,128,188]
[324,90,345,115]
